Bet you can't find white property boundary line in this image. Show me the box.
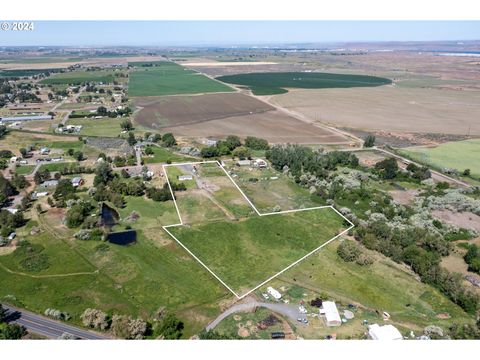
[162,160,354,299]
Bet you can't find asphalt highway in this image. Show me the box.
[2,304,109,339]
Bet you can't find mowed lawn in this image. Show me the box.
[216,72,391,95]
[168,208,346,295]
[128,61,233,96]
[39,70,115,85]
[142,146,195,164]
[399,139,480,178]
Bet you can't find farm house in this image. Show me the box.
[320,301,341,327]
[368,324,403,340]
[252,158,268,168]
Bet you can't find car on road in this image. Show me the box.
[297,317,308,324]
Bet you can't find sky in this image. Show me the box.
[1,21,479,46]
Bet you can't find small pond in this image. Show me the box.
[100,203,119,228]
[107,230,137,246]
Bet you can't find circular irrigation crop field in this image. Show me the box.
[216,71,391,95]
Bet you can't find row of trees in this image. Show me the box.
[267,144,359,179]
[201,135,269,159]
[80,308,184,339]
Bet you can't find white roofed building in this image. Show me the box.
[267,286,282,300]
[368,324,403,340]
[320,301,341,327]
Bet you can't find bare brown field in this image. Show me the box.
[271,86,480,135]
[134,93,274,128]
[161,109,349,144]
[432,210,480,232]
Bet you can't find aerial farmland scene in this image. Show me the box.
[0,17,480,348]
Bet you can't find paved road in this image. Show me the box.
[340,146,471,188]
[376,147,471,188]
[206,299,306,330]
[2,304,109,339]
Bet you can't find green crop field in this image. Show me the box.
[168,208,346,295]
[216,72,391,95]
[0,69,63,77]
[399,139,480,178]
[128,61,234,96]
[39,71,115,85]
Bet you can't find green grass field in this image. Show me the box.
[0,216,227,337]
[128,61,233,96]
[14,165,35,175]
[216,72,391,95]
[229,164,325,212]
[117,196,178,229]
[142,146,195,164]
[168,208,346,295]
[267,240,474,333]
[39,162,74,172]
[66,118,123,137]
[39,71,115,85]
[399,139,480,178]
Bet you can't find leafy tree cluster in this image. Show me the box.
[201,135,256,158]
[65,201,95,228]
[244,136,270,150]
[0,126,8,144]
[113,154,136,167]
[0,175,17,205]
[266,144,359,178]
[374,157,398,180]
[66,148,84,161]
[145,184,174,202]
[34,168,51,185]
[406,163,431,180]
[161,133,177,148]
[0,305,26,339]
[363,134,376,148]
[354,221,479,314]
[154,313,184,339]
[97,105,132,118]
[0,209,25,238]
[464,244,480,274]
[53,179,77,204]
[337,239,373,266]
[81,308,148,339]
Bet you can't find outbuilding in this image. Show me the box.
[320,301,341,327]
[267,286,282,300]
[236,160,251,167]
[71,177,84,187]
[40,180,59,188]
[178,175,193,181]
[368,324,403,340]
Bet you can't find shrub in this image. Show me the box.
[81,308,109,330]
[337,240,361,262]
